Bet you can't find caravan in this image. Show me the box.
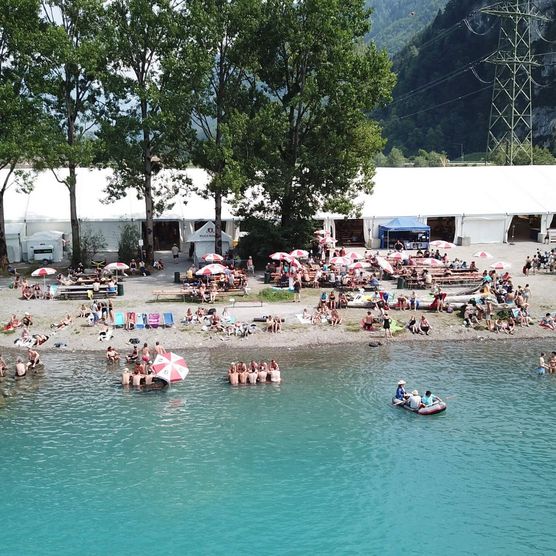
[26,231,65,263]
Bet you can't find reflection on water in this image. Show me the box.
[0,341,555,555]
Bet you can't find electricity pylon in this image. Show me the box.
[481,1,548,165]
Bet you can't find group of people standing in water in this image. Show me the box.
[0,348,42,378]
[228,359,281,385]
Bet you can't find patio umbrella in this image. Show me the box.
[421,258,444,267]
[319,236,336,246]
[196,263,228,276]
[375,256,394,275]
[348,261,371,270]
[289,249,309,258]
[490,261,511,270]
[283,255,302,268]
[429,240,456,249]
[151,352,189,383]
[269,252,290,261]
[345,251,361,261]
[329,256,351,266]
[390,251,407,261]
[473,251,493,259]
[202,253,224,263]
[31,267,56,291]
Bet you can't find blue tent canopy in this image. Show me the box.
[378,217,430,249]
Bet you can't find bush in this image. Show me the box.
[80,225,107,265]
[258,288,294,302]
[118,223,141,263]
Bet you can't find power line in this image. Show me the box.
[398,86,491,120]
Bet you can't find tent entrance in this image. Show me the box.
[427,217,456,242]
[145,220,180,251]
[508,215,541,242]
[334,219,364,246]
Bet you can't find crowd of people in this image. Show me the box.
[227,359,281,385]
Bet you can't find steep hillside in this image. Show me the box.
[378,0,556,158]
[366,0,449,54]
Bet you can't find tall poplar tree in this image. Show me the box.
[187,0,260,255]
[100,0,198,264]
[235,0,395,245]
[38,0,106,267]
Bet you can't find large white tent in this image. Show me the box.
[2,165,555,253]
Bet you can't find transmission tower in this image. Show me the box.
[481,1,548,165]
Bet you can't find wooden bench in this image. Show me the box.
[547,229,556,244]
[56,285,117,300]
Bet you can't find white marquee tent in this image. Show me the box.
[2,165,555,253]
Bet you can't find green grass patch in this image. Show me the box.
[258,288,294,302]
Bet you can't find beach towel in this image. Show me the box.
[114,312,125,328]
[135,313,145,330]
[163,313,174,328]
[295,314,312,324]
[147,313,161,329]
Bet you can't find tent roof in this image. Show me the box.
[378,217,430,231]
[187,221,232,243]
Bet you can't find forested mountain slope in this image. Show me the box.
[378,0,556,158]
[366,0,449,54]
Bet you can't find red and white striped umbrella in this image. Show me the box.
[289,249,309,258]
[283,255,302,267]
[490,261,511,270]
[151,352,189,383]
[104,262,129,272]
[269,252,290,261]
[421,258,444,267]
[31,267,56,277]
[196,263,228,275]
[319,236,336,245]
[430,240,456,249]
[348,261,371,270]
[345,251,361,261]
[390,251,406,261]
[202,253,224,263]
[329,256,351,266]
[375,256,394,275]
[473,251,493,259]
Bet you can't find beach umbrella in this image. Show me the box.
[390,251,407,261]
[329,256,351,266]
[104,262,129,272]
[151,352,189,383]
[196,263,228,276]
[421,258,444,267]
[473,251,493,259]
[314,229,326,235]
[31,267,56,291]
[289,249,309,258]
[348,261,371,270]
[345,251,361,261]
[430,240,456,249]
[319,236,336,246]
[375,256,394,275]
[283,255,302,268]
[269,252,290,261]
[202,253,224,263]
[490,261,511,270]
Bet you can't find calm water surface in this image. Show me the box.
[1,341,554,555]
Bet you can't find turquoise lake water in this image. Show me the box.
[1,341,554,555]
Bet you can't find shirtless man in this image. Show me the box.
[27,348,41,370]
[238,362,248,384]
[106,346,120,363]
[121,367,132,385]
[258,361,268,383]
[248,362,258,384]
[228,363,239,385]
[154,341,166,356]
[15,357,27,378]
[269,359,281,383]
[132,368,143,386]
[126,345,139,363]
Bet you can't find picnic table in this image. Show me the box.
[55,284,117,300]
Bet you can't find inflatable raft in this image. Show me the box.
[392,398,447,415]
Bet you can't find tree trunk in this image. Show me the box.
[144,171,154,265]
[68,164,80,266]
[214,191,223,255]
[0,189,8,268]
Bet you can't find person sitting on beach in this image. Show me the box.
[361,311,375,331]
[27,348,41,370]
[258,361,269,383]
[269,359,281,383]
[97,322,112,341]
[5,314,20,330]
[407,315,419,334]
[53,313,73,331]
[21,312,33,327]
[228,363,239,385]
[153,259,165,270]
[330,308,342,326]
[422,390,439,407]
[15,356,27,378]
[540,313,555,330]
[106,346,120,363]
[418,315,431,335]
[33,334,49,347]
[125,345,139,363]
